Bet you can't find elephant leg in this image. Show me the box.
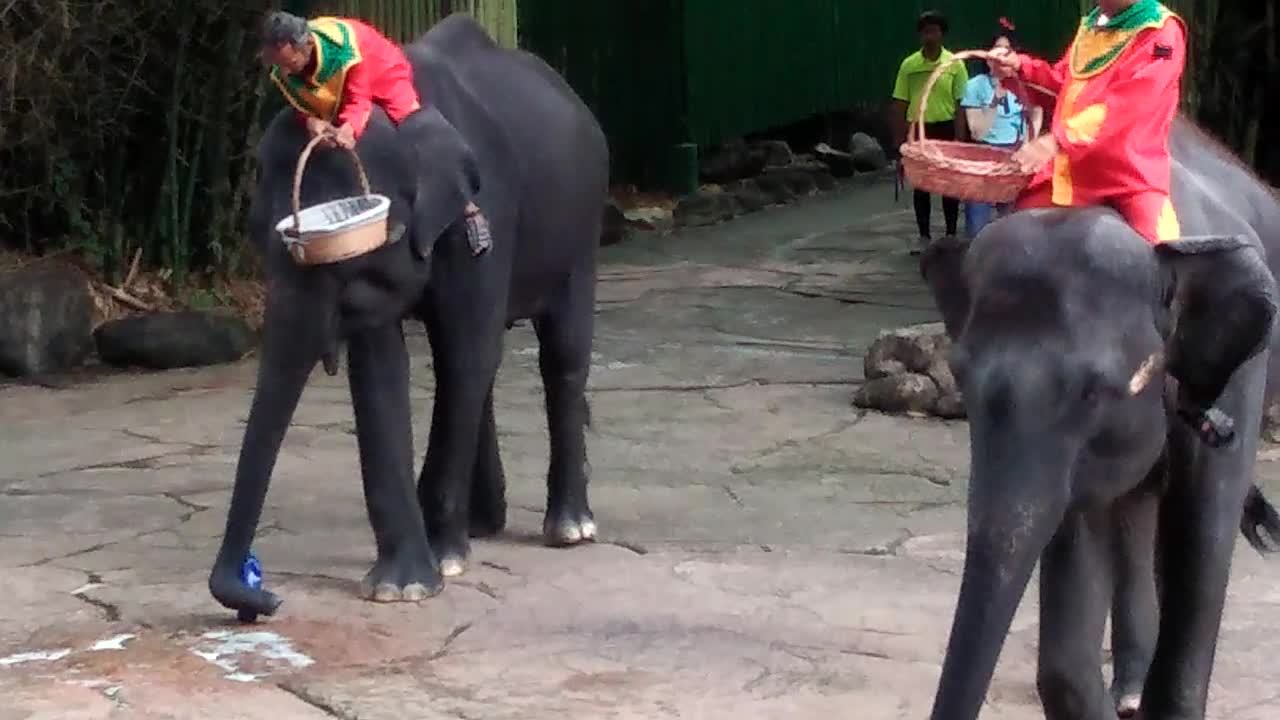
[919,233,971,341]
[468,385,508,538]
[418,313,502,578]
[533,264,597,547]
[348,323,443,602]
[1037,509,1115,720]
[1141,358,1266,719]
[1109,482,1161,718]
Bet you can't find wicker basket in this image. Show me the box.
[898,49,1037,204]
[275,134,391,266]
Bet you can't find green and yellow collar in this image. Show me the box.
[1070,0,1180,78]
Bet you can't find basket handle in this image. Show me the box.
[912,49,1040,145]
[289,132,373,237]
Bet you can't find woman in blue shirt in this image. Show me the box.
[959,23,1043,238]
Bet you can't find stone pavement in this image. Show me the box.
[2,181,1279,719]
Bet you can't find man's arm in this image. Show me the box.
[888,100,909,150]
[1028,105,1044,139]
[1015,51,1068,96]
[334,59,375,140]
[889,60,911,150]
[1050,22,1185,164]
[951,64,970,140]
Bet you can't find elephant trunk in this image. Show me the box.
[213,349,313,568]
[929,433,1072,720]
[210,287,334,615]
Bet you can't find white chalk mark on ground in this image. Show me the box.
[0,648,72,666]
[190,630,315,683]
[89,633,136,651]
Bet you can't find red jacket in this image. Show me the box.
[274,17,421,140]
[1013,9,1186,206]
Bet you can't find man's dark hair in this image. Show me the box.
[917,10,949,34]
[261,10,311,48]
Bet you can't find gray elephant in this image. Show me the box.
[917,115,1280,720]
[208,15,609,619]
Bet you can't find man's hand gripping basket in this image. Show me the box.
[898,49,1038,204]
[275,134,392,266]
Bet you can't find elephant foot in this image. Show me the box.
[543,502,597,547]
[209,564,282,622]
[359,548,444,603]
[429,527,471,578]
[468,495,507,539]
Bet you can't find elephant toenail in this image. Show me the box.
[402,583,431,601]
[440,556,466,577]
[373,583,402,603]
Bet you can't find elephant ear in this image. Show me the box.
[401,109,482,260]
[248,110,307,258]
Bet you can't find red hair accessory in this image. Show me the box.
[999,16,1016,31]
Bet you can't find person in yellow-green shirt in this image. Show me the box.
[890,11,969,253]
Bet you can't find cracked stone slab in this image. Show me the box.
[2,181,1279,719]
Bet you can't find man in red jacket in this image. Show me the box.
[988,0,1277,447]
[260,11,490,253]
[991,0,1186,245]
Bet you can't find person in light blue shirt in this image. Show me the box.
[959,24,1043,238]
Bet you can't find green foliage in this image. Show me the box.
[1169,0,1280,182]
[0,1,269,283]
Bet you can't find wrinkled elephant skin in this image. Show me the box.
[919,117,1280,720]
[209,14,609,618]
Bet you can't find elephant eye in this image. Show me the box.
[1079,370,1122,406]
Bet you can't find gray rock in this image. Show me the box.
[623,205,675,232]
[761,168,817,197]
[601,202,628,246]
[925,358,958,398]
[934,391,967,419]
[754,173,797,205]
[864,322,950,379]
[853,373,939,414]
[850,132,889,172]
[699,139,765,184]
[752,140,794,167]
[860,323,964,419]
[94,310,254,370]
[0,262,95,377]
[674,192,739,228]
[1265,401,1280,443]
[814,146,855,178]
[725,179,773,213]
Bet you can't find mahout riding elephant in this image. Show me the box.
[208,14,609,619]
[917,115,1280,720]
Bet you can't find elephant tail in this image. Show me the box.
[1241,483,1280,554]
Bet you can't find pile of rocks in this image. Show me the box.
[0,260,254,379]
[852,323,964,419]
[674,134,891,229]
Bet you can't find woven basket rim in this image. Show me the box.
[274,193,391,238]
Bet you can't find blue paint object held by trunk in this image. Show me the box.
[237,552,263,623]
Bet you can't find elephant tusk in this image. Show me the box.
[1128,352,1163,395]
